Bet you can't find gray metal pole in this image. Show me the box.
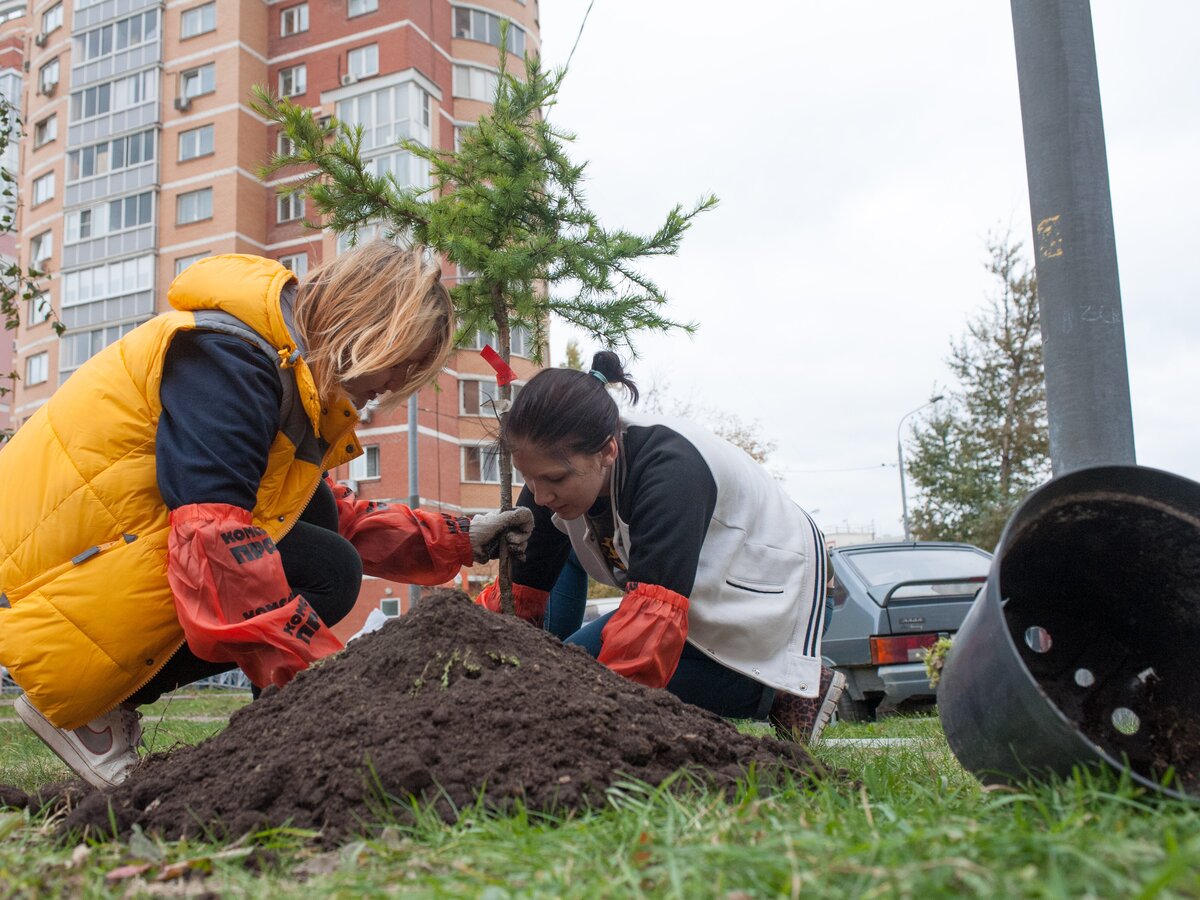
[407,391,420,607]
[1010,0,1136,474]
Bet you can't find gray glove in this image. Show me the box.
[469,507,534,564]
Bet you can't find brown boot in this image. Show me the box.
[768,666,847,744]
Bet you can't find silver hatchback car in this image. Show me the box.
[822,541,991,721]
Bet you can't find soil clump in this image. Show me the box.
[58,590,823,843]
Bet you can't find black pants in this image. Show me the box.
[128,480,362,706]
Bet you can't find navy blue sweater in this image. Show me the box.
[156,331,283,511]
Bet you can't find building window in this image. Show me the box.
[334,82,432,153]
[452,64,498,102]
[65,192,153,244]
[466,324,533,358]
[42,2,63,34]
[463,445,523,484]
[68,129,155,182]
[348,0,378,17]
[460,378,498,415]
[280,3,308,35]
[60,321,143,374]
[349,445,380,481]
[380,597,399,616]
[453,6,526,55]
[336,223,388,255]
[72,70,158,120]
[278,65,306,98]
[76,11,159,63]
[181,2,216,39]
[279,252,308,276]
[86,12,150,60]
[33,115,56,148]
[30,230,53,268]
[59,255,155,373]
[39,58,59,94]
[181,63,216,100]
[367,149,431,191]
[514,326,533,358]
[277,192,304,223]
[175,252,209,276]
[177,187,213,225]
[26,352,49,386]
[178,124,214,161]
[28,291,52,326]
[277,132,296,156]
[347,44,378,80]
[62,255,153,307]
[32,172,55,206]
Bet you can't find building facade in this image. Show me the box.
[1,0,543,638]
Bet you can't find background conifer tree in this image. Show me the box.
[906,235,1050,549]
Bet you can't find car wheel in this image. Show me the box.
[836,692,873,723]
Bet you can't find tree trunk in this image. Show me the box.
[491,283,515,616]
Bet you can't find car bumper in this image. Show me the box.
[877,662,935,709]
[839,662,935,709]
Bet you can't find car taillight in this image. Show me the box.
[870,633,939,665]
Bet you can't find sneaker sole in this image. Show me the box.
[808,670,848,743]
[14,694,121,790]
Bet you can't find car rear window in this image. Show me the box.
[845,548,990,588]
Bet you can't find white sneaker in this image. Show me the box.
[15,693,142,789]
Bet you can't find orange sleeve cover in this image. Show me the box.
[328,477,473,585]
[167,503,344,689]
[598,582,689,689]
[474,581,551,628]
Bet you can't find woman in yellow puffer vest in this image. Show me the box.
[0,240,533,789]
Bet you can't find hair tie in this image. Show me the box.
[589,369,608,385]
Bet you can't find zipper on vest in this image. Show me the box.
[70,533,138,565]
[270,471,325,543]
[102,637,188,719]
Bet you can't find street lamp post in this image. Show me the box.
[897,395,944,542]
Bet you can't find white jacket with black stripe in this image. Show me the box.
[513,413,827,699]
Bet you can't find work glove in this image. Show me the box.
[469,507,534,564]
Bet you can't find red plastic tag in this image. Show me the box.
[480,345,517,386]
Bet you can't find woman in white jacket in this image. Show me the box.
[475,351,845,744]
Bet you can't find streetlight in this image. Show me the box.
[897,395,944,542]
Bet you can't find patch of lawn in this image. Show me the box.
[1,705,1197,897]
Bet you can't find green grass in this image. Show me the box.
[1,695,1197,898]
[0,691,250,722]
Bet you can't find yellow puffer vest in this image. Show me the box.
[0,255,361,729]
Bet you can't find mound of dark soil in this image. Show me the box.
[61,590,823,842]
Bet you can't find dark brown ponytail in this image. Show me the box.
[502,351,638,458]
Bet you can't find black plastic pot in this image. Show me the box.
[938,465,1200,800]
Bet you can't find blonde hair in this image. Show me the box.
[293,240,453,410]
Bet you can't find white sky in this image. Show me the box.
[535,1,1200,539]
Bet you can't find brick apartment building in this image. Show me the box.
[0,0,543,639]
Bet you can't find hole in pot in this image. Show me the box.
[1112,707,1141,735]
[1024,626,1052,653]
[1074,668,1095,688]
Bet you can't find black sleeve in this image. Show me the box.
[619,425,719,597]
[156,331,283,510]
[509,484,572,592]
